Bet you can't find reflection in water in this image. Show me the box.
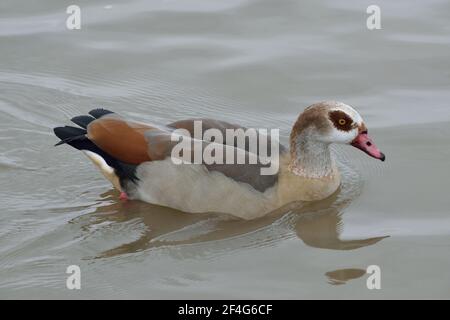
[325,268,367,285]
[292,202,388,251]
[74,182,388,259]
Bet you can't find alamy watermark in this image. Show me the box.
[66,5,81,30]
[66,265,81,290]
[66,4,381,31]
[170,120,280,175]
[366,265,381,290]
[366,5,381,30]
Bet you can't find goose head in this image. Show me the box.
[289,101,385,177]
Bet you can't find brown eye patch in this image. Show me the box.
[329,110,355,132]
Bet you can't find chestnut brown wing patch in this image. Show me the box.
[87,115,155,165]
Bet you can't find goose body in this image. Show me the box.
[54,101,384,219]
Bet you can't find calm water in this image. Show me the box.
[1,0,450,299]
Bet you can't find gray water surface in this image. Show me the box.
[1,0,450,299]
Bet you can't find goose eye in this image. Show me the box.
[329,110,353,131]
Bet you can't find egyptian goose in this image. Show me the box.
[54,101,384,219]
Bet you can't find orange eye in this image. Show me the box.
[338,119,346,125]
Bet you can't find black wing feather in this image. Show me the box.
[88,108,114,119]
[71,115,96,129]
[53,110,138,185]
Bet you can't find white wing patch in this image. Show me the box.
[83,151,122,191]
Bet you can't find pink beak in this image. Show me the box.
[351,132,385,161]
